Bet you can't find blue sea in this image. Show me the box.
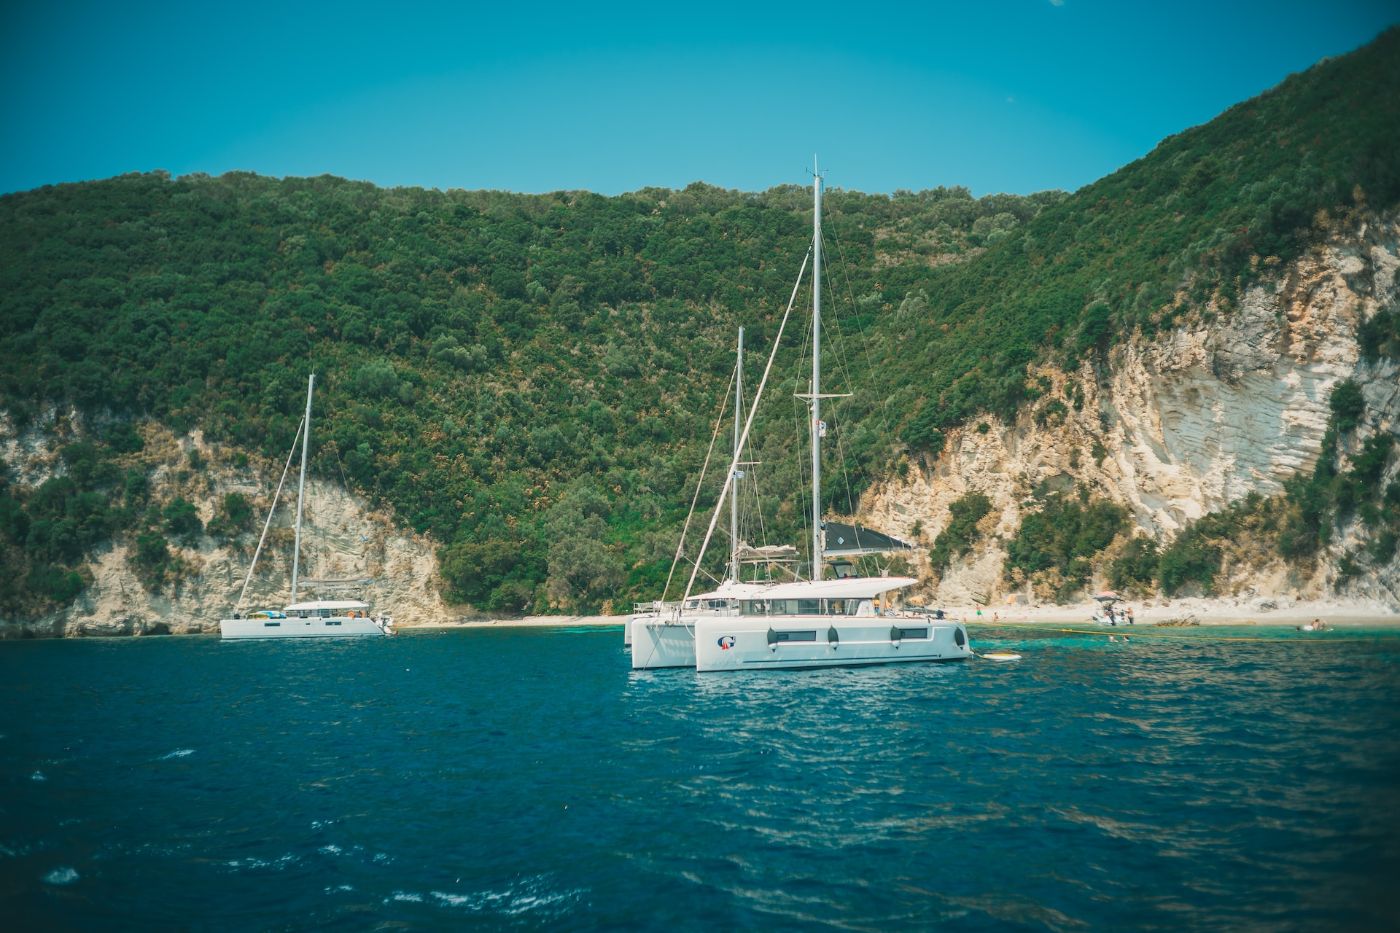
[2,625,1398,930]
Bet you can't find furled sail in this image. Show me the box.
[735,543,799,563]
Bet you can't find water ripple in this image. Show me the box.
[1,627,1397,928]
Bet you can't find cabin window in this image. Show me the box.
[797,599,820,615]
[324,620,341,626]
[774,630,817,643]
[896,627,929,640]
[263,622,281,628]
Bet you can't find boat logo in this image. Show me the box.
[717,635,736,650]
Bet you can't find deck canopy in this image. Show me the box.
[285,599,370,612]
[688,582,774,602]
[758,576,916,601]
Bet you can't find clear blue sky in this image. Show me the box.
[1,1,1395,197]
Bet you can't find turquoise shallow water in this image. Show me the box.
[2,626,1399,930]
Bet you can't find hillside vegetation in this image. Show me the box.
[0,172,1061,613]
[1,28,1397,615]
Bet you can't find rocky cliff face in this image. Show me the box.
[0,421,454,637]
[860,214,1400,607]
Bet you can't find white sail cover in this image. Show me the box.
[735,543,799,562]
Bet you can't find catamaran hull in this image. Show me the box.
[630,618,696,669]
[693,617,970,672]
[219,617,393,639]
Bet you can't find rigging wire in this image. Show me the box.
[818,243,862,520]
[234,417,306,613]
[682,248,812,604]
[660,364,736,602]
[825,222,903,473]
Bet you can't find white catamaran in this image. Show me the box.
[219,374,395,640]
[631,161,971,672]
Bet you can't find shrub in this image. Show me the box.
[1110,536,1159,591]
[1358,307,1400,361]
[130,531,173,591]
[1371,530,1398,563]
[1157,529,1222,596]
[1072,301,1113,360]
[1004,492,1128,595]
[1328,379,1365,434]
[929,492,993,572]
[162,498,203,545]
[28,564,84,604]
[207,492,254,541]
[902,406,945,457]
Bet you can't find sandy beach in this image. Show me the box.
[402,596,1400,631]
[962,596,1400,628]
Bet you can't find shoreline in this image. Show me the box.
[410,615,620,630]
[4,598,1394,640]
[959,597,1400,628]
[404,597,1400,631]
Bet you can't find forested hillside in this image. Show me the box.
[0,168,1061,613]
[1,27,1397,617]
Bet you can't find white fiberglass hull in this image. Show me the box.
[630,618,696,669]
[693,616,970,672]
[220,616,393,639]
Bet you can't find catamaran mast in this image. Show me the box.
[810,158,823,582]
[730,327,743,584]
[290,372,314,603]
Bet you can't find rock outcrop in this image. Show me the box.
[859,214,1400,608]
[0,422,455,638]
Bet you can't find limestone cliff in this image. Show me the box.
[859,214,1400,608]
[0,421,454,637]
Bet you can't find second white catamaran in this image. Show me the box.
[219,374,394,640]
[631,161,971,672]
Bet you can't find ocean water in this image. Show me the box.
[2,625,1398,930]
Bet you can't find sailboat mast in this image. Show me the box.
[810,158,823,582]
[290,372,314,603]
[730,327,743,584]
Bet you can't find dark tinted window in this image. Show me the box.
[774,630,817,643]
